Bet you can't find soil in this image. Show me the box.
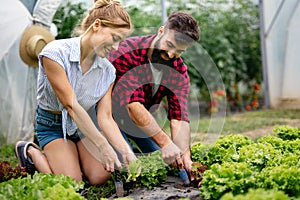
[109,176,202,200]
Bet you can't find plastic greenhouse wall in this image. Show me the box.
[0,0,61,145]
[260,0,300,109]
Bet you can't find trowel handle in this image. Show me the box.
[114,170,125,197]
[178,168,190,186]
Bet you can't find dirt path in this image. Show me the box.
[241,119,300,139]
[191,119,300,145]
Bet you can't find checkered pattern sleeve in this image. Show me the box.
[112,66,146,107]
[166,60,190,122]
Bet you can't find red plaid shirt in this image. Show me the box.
[109,34,190,122]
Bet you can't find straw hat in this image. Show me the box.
[19,25,55,67]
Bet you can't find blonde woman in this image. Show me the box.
[15,0,136,186]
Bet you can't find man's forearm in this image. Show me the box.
[170,119,191,153]
[127,102,172,148]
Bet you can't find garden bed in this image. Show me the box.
[1,109,299,199]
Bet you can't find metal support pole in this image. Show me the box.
[161,0,167,24]
[259,0,270,108]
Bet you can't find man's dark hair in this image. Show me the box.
[164,11,200,44]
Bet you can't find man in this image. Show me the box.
[109,11,200,175]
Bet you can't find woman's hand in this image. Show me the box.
[121,151,138,168]
[122,152,141,181]
[97,139,122,172]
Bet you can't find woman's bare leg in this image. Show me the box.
[28,147,52,173]
[43,138,83,182]
[77,138,110,186]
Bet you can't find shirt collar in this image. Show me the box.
[69,37,104,70]
[92,56,104,70]
[69,37,81,62]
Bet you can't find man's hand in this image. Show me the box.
[170,119,193,179]
[170,149,194,181]
[161,141,182,164]
[181,150,194,181]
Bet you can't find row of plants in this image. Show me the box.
[0,173,85,200]
[0,148,170,199]
[191,125,300,199]
[1,125,299,199]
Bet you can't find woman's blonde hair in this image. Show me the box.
[73,0,131,36]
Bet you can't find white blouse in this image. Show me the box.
[37,37,116,139]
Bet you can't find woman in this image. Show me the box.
[15,0,136,186]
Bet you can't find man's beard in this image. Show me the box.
[150,39,176,67]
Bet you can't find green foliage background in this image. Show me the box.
[53,0,261,110]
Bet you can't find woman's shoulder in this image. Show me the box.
[41,37,80,59]
[43,37,79,52]
[39,37,81,66]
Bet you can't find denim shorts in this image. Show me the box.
[35,107,82,149]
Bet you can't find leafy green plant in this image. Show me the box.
[190,162,207,187]
[0,144,18,167]
[42,183,84,200]
[0,161,27,183]
[136,151,168,189]
[205,134,253,166]
[87,179,115,200]
[273,125,300,140]
[220,188,290,200]
[285,139,300,154]
[214,134,253,150]
[125,159,142,182]
[256,135,286,151]
[200,162,256,200]
[238,143,280,171]
[257,166,300,197]
[0,173,84,200]
[120,151,168,189]
[196,126,300,200]
[191,142,212,165]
